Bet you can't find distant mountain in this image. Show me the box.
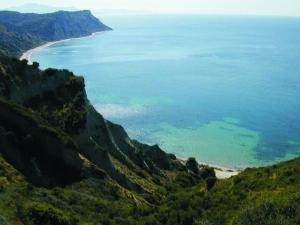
[0,10,112,57]
[93,8,155,16]
[5,3,78,14]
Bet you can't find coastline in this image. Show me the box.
[19,31,103,64]
[214,166,240,179]
[19,30,240,180]
[199,160,240,178]
[178,158,240,179]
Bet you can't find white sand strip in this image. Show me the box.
[20,31,103,64]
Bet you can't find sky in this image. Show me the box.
[0,0,300,16]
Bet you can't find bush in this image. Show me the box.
[21,202,77,225]
[186,158,199,175]
[199,166,215,180]
[0,215,7,225]
[205,177,217,191]
[21,59,28,66]
[143,215,159,225]
[174,172,198,187]
[233,202,300,225]
[32,62,39,69]
[44,68,58,77]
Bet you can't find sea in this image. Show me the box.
[31,14,300,169]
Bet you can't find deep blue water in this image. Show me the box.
[32,15,300,169]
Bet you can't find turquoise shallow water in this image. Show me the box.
[32,15,300,169]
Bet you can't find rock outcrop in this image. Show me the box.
[0,56,181,191]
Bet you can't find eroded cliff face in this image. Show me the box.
[0,56,181,191]
[0,98,88,187]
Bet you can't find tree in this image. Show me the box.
[32,61,39,69]
[186,157,199,175]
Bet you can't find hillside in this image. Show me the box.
[0,55,299,225]
[0,10,111,57]
[0,10,299,225]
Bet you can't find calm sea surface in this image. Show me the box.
[32,15,300,169]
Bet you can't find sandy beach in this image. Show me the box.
[214,167,239,179]
[19,31,102,64]
[178,158,240,179]
[198,160,240,179]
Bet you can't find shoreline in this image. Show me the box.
[178,158,240,179]
[19,30,240,179]
[19,31,103,64]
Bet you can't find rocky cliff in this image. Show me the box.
[0,56,183,191]
[0,11,299,225]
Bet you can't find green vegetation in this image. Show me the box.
[0,10,112,57]
[20,202,77,225]
[0,40,299,224]
[186,157,199,174]
[26,72,87,134]
[0,151,299,225]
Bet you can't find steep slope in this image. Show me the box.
[0,136,299,224]
[0,56,183,191]
[0,24,38,57]
[0,10,299,225]
[0,55,299,225]
[0,97,107,187]
[0,10,112,57]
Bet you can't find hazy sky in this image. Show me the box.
[1,0,300,16]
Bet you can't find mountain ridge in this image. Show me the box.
[0,10,111,57]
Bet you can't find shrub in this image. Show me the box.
[186,158,199,175]
[199,166,215,180]
[168,153,176,160]
[21,202,77,225]
[0,215,7,225]
[205,177,217,191]
[233,202,300,225]
[32,62,39,69]
[21,59,28,66]
[143,215,159,225]
[44,68,58,77]
[174,172,197,187]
